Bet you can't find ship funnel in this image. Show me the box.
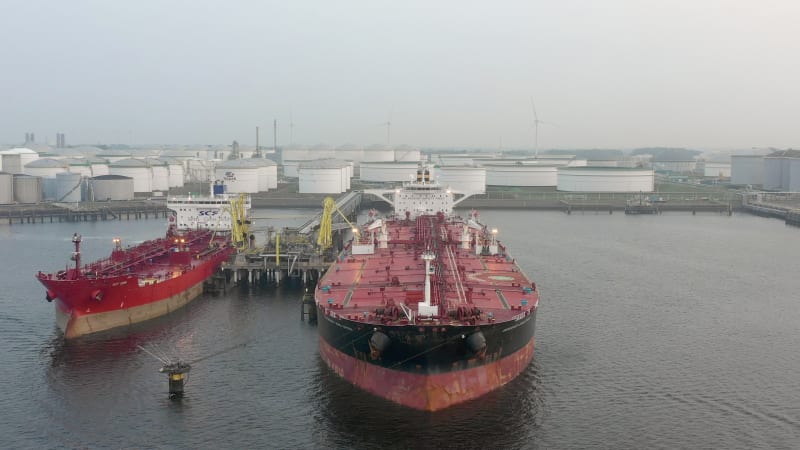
[423,169,430,182]
[416,168,423,182]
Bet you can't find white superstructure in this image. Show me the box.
[167,184,251,231]
[366,164,473,219]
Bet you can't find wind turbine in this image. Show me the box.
[530,97,543,158]
[384,107,394,145]
[289,108,295,145]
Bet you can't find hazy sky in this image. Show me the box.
[1,0,798,150]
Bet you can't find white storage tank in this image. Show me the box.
[24,158,69,178]
[282,160,301,178]
[160,158,185,188]
[360,161,419,183]
[434,153,476,166]
[362,144,394,162]
[80,156,110,177]
[254,159,278,190]
[790,158,800,191]
[96,149,132,163]
[65,158,93,177]
[393,144,421,162]
[281,145,311,164]
[485,164,558,187]
[91,175,135,201]
[731,155,764,186]
[215,159,260,193]
[335,144,364,163]
[763,154,786,191]
[299,159,350,193]
[109,158,153,193]
[0,172,13,204]
[703,162,731,178]
[437,166,486,194]
[71,146,103,156]
[186,159,215,183]
[309,144,335,160]
[56,172,84,202]
[146,158,170,192]
[557,167,655,192]
[2,148,40,173]
[13,174,42,204]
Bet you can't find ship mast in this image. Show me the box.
[71,233,82,279]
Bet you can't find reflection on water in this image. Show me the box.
[3,211,800,448]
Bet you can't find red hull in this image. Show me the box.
[319,336,536,411]
[37,230,233,338]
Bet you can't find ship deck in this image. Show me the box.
[37,229,229,284]
[318,215,538,325]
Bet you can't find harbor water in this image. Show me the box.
[1,210,799,449]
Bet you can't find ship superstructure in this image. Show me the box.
[167,180,251,232]
[316,164,539,411]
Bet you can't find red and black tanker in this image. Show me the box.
[315,166,539,411]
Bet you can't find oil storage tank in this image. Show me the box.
[731,155,764,186]
[484,164,557,187]
[359,161,419,183]
[13,174,42,204]
[0,172,13,204]
[146,158,170,192]
[109,158,152,193]
[215,159,260,193]
[393,144,421,162]
[437,166,486,194]
[55,172,83,202]
[557,167,654,192]
[24,158,68,178]
[90,175,134,201]
[1,148,39,173]
[299,159,350,193]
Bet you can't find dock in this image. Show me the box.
[0,201,170,225]
[223,191,363,288]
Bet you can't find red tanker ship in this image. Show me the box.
[36,187,248,339]
[316,166,539,411]
[36,228,232,339]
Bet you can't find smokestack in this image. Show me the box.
[273,119,277,152]
[256,126,260,157]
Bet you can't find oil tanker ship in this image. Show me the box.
[36,184,249,339]
[315,166,539,411]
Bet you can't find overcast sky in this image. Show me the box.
[1,0,798,150]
